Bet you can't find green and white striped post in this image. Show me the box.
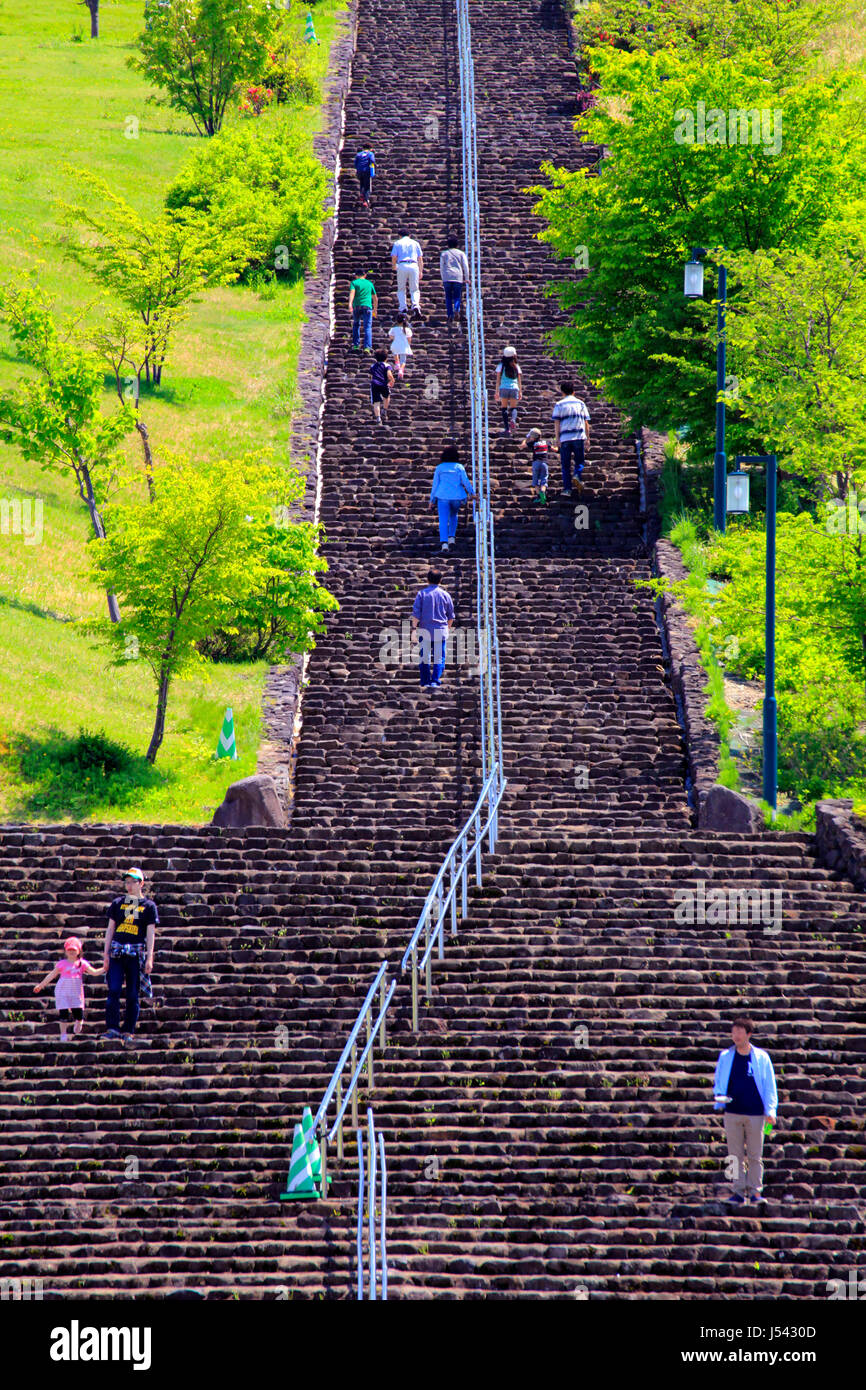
[301,1106,322,1181]
[216,707,238,760]
[304,11,319,44]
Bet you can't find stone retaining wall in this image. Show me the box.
[256,0,361,812]
[815,799,866,890]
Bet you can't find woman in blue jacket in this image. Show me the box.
[430,444,475,553]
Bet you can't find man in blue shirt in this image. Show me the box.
[713,1015,778,1205]
[411,569,455,691]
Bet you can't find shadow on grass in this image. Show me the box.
[5,727,166,820]
[0,594,73,624]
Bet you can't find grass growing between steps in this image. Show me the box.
[0,0,347,819]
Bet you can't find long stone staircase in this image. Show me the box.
[1,0,863,1300]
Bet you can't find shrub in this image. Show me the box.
[165,120,328,281]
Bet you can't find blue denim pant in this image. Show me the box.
[419,630,447,687]
[106,953,140,1033]
[560,438,585,490]
[443,281,463,319]
[352,305,373,348]
[437,498,461,544]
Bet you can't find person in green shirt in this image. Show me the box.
[349,272,378,351]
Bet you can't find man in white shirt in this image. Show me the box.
[552,378,591,497]
[439,235,470,326]
[390,234,424,316]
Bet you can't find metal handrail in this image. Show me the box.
[355,1109,388,1300]
[326,979,396,1142]
[307,0,505,1186]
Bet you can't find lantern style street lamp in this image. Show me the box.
[730,454,778,813]
[684,246,728,534]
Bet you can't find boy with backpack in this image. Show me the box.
[354,147,375,208]
[524,427,550,505]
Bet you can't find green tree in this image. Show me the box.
[164,120,328,281]
[132,0,279,136]
[531,47,866,455]
[62,171,248,390]
[0,283,134,624]
[724,232,866,500]
[90,452,336,763]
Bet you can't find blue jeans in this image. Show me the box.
[443,281,463,319]
[106,953,140,1033]
[560,438,585,490]
[352,305,373,348]
[437,498,461,544]
[419,630,447,687]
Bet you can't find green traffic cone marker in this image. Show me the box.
[280,1123,320,1200]
[304,11,318,43]
[216,707,238,760]
[301,1107,322,1181]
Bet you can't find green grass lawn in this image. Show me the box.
[0,0,346,821]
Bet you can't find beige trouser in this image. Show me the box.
[396,262,420,311]
[724,1113,765,1194]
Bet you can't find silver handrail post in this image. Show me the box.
[320,1130,328,1198]
[336,1078,344,1162]
[351,1042,359,1129]
[367,1109,377,1301]
[378,1129,388,1301]
[366,1007,374,1091]
[379,975,387,1051]
[450,860,458,937]
[411,945,419,1033]
[356,1128,365,1301]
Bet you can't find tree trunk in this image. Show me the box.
[146,667,171,764]
[77,466,120,623]
[135,418,156,502]
[85,0,99,38]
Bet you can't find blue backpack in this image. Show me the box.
[354,150,375,178]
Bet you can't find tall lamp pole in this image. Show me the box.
[728,454,778,813]
[684,247,728,534]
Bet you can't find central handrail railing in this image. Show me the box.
[356,1109,387,1299]
[304,0,505,1192]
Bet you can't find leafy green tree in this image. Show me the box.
[132,0,279,136]
[724,232,866,499]
[164,120,328,281]
[62,171,248,390]
[0,283,134,623]
[90,452,336,763]
[532,47,866,456]
[575,0,828,81]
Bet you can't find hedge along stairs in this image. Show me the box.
[0,0,864,1304]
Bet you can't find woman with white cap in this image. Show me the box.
[103,868,159,1044]
[495,346,523,436]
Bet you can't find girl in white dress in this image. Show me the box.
[388,313,413,379]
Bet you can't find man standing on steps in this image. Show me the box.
[411,569,455,692]
[390,232,424,317]
[103,868,158,1044]
[440,235,470,327]
[552,379,591,497]
[349,270,377,351]
[713,1015,778,1206]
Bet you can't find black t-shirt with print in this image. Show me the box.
[107,895,159,945]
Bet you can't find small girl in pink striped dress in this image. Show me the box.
[34,937,106,1042]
